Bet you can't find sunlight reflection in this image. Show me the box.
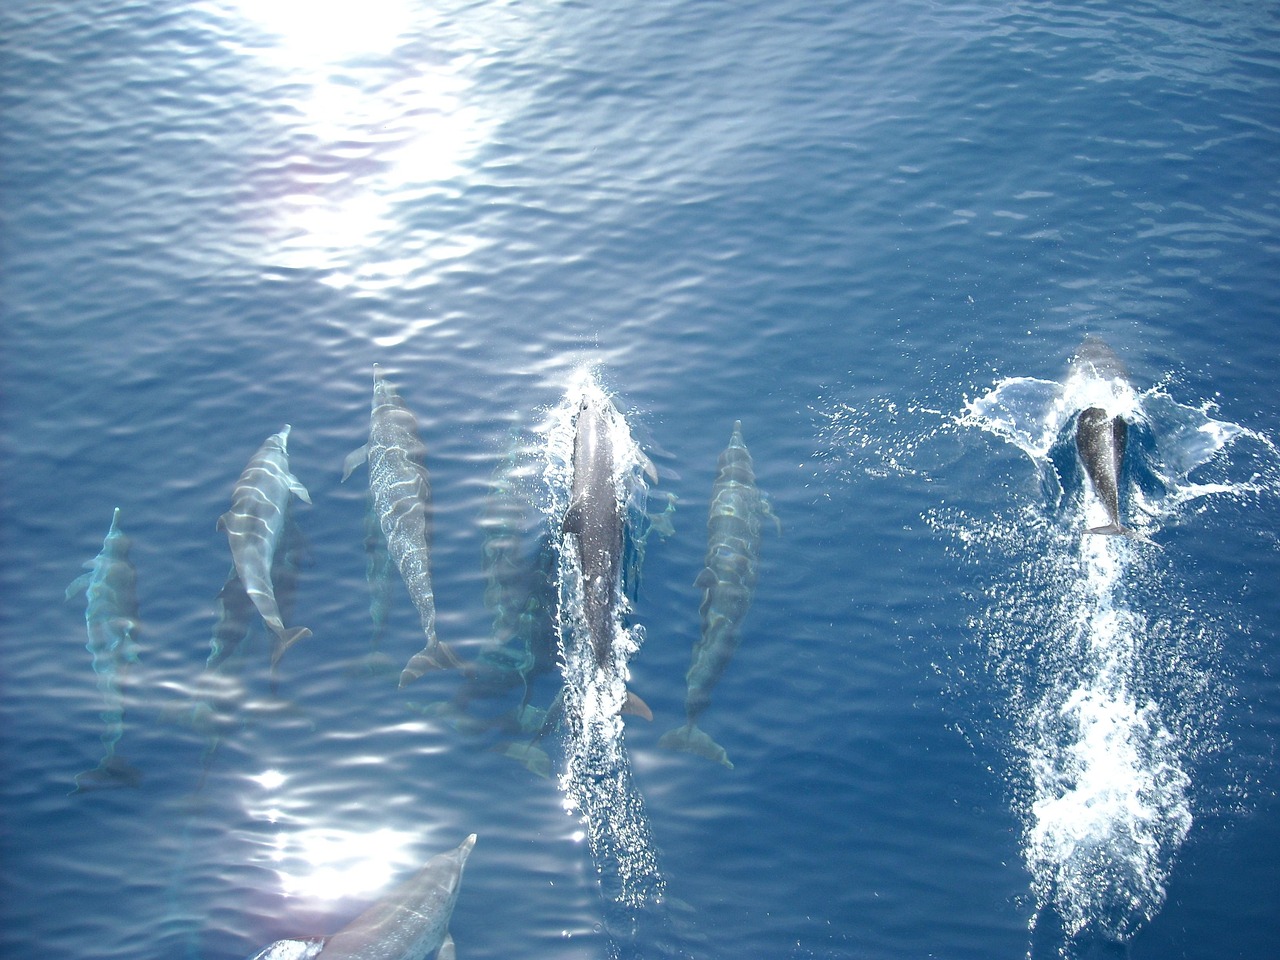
[272,826,420,900]
[213,0,494,283]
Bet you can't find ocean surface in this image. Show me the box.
[3,2,1279,958]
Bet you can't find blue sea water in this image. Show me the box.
[2,1,1279,958]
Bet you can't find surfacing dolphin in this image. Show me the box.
[1068,338,1132,536]
[66,507,142,791]
[247,834,476,960]
[660,421,777,768]
[343,365,459,686]
[561,389,652,719]
[220,425,312,666]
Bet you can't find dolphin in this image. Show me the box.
[561,391,651,719]
[660,421,777,768]
[1068,338,1132,536]
[343,365,459,686]
[247,834,476,960]
[66,507,142,791]
[219,425,312,666]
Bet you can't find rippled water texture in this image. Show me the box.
[3,2,1280,959]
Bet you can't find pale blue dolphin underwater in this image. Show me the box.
[343,365,460,685]
[660,421,777,768]
[219,425,312,666]
[66,507,142,791]
[247,834,476,960]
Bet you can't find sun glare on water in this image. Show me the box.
[212,0,492,281]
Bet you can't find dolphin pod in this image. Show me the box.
[66,507,143,791]
[247,835,476,960]
[1069,337,1132,536]
[219,425,313,666]
[660,421,777,768]
[344,364,460,685]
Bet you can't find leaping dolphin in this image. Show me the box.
[66,507,142,791]
[1068,338,1132,536]
[343,365,459,686]
[247,834,476,960]
[561,390,652,719]
[219,425,312,665]
[660,421,777,768]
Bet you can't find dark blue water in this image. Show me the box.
[3,1,1279,958]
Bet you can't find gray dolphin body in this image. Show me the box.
[219,425,312,665]
[343,365,458,686]
[66,507,142,791]
[1069,338,1131,536]
[247,835,476,960]
[561,391,651,719]
[563,393,625,671]
[1076,406,1128,535]
[660,421,776,768]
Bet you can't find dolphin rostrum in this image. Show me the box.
[660,421,777,768]
[343,365,459,686]
[1069,338,1132,536]
[219,425,312,666]
[66,507,142,791]
[247,834,476,960]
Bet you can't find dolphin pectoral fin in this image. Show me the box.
[436,931,456,960]
[270,626,312,667]
[622,689,653,721]
[398,640,463,687]
[216,512,230,533]
[286,474,311,505]
[65,572,92,602]
[658,724,733,769]
[341,444,369,482]
[694,567,717,590]
[562,499,585,534]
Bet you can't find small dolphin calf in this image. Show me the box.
[661,421,777,768]
[67,507,142,791]
[247,834,476,960]
[220,425,312,665]
[1068,338,1132,536]
[344,365,459,686]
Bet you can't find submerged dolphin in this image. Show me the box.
[66,507,142,791]
[343,365,459,686]
[561,390,651,719]
[220,425,312,665]
[660,421,777,768]
[248,834,476,960]
[1069,338,1131,536]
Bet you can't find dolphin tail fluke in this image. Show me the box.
[71,754,143,794]
[271,626,312,667]
[622,689,653,721]
[1086,522,1129,536]
[658,723,733,769]
[398,640,463,687]
[492,741,553,778]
